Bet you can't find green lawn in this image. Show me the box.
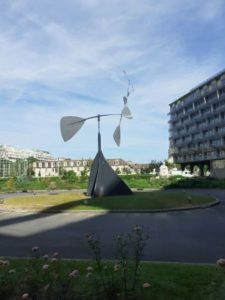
[1,190,215,212]
[1,176,225,193]
[0,258,224,300]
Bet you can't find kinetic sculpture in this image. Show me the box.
[60,72,133,197]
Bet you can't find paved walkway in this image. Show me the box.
[0,189,224,263]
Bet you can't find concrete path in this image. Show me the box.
[0,189,224,263]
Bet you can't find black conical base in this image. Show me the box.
[87,150,133,197]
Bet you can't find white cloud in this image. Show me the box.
[0,0,224,162]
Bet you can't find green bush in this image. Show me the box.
[165,177,225,189]
[0,227,150,300]
[1,175,225,192]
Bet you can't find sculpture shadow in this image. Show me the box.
[0,188,210,228]
[0,189,225,262]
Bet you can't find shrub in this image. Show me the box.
[0,227,149,300]
[86,226,149,300]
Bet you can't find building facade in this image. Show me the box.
[32,158,136,177]
[0,145,144,178]
[168,69,225,177]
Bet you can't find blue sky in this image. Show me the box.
[0,0,225,162]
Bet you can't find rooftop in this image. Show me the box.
[169,68,225,106]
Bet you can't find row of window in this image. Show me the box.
[33,159,123,169]
[33,160,89,168]
[172,109,225,131]
[176,150,225,162]
[173,133,225,145]
[172,119,225,140]
[171,87,225,119]
[213,160,225,169]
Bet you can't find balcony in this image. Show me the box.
[183,137,192,143]
[181,116,190,124]
[194,100,206,110]
[201,108,213,117]
[174,123,185,130]
[170,114,178,122]
[206,118,222,130]
[211,139,225,148]
[169,148,179,155]
[176,157,185,163]
[172,120,182,127]
[199,143,211,151]
[169,132,179,139]
[198,122,208,129]
[190,112,201,120]
[206,153,219,159]
[189,146,199,152]
[216,127,225,136]
[180,147,190,154]
[214,104,225,113]
[193,134,204,141]
[185,107,194,114]
[195,154,204,160]
[171,102,184,113]
[176,141,183,147]
[179,130,187,136]
[206,91,218,103]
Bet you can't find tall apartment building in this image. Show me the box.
[168,69,225,178]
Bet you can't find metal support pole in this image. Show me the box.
[97,115,101,152]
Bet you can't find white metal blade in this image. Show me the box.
[113,125,121,146]
[60,116,85,142]
[121,105,132,119]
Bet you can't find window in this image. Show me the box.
[213,160,225,169]
[201,85,208,95]
[209,80,217,90]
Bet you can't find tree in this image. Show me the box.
[27,157,38,177]
[80,167,90,182]
[165,160,179,169]
[62,170,77,183]
[123,167,132,175]
[6,178,13,191]
[148,160,163,172]
[115,168,121,175]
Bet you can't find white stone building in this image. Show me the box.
[159,162,169,177]
[32,159,90,177]
[32,158,136,177]
[0,144,137,178]
[0,144,53,161]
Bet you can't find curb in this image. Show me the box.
[0,198,220,214]
[0,256,216,265]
